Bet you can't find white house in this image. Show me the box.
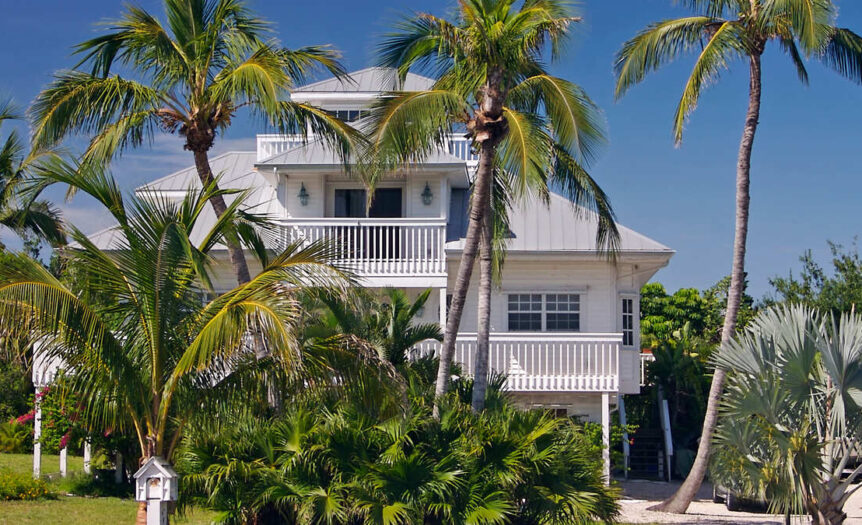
[37,67,672,479]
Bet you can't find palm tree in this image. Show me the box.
[29,0,361,286]
[369,0,619,413]
[711,305,862,525]
[0,162,351,523]
[614,0,862,512]
[0,100,64,248]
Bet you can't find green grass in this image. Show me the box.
[0,453,216,524]
[0,452,84,477]
[0,497,217,525]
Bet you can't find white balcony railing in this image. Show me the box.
[414,333,621,392]
[276,218,447,277]
[257,133,479,165]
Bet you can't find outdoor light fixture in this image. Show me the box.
[421,182,433,205]
[298,183,310,206]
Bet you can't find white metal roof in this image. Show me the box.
[255,139,466,167]
[293,67,435,93]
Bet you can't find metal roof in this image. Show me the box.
[136,151,258,193]
[293,67,435,93]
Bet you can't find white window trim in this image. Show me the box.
[619,292,639,349]
[506,292,582,332]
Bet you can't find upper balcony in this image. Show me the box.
[257,133,478,168]
[275,218,448,286]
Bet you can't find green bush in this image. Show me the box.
[56,472,133,498]
[0,420,32,453]
[0,471,54,501]
[178,387,620,525]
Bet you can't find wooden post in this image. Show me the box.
[439,287,447,328]
[33,390,42,479]
[59,446,67,477]
[83,441,92,474]
[115,452,124,484]
[601,392,611,485]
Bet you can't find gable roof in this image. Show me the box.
[136,151,257,193]
[293,67,435,93]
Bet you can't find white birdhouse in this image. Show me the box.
[134,456,179,502]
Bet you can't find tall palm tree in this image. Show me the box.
[29,0,361,285]
[0,100,64,248]
[614,0,862,512]
[712,305,862,525]
[369,0,619,413]
[0,162,351,524]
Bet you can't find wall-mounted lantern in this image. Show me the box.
[421,182,434,206]
[298,183,310,206]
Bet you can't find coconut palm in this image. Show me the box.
[0,100,64,248]
[614,0,862,512]
[0,161,352,523]
[369,0,619,413]
[711,305,862,525]
[29,0,361,285]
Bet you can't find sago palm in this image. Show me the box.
[614,0,862,512]
[711,305,862,525]
[30,0,361,285]
[0,161,352,523]
[370,0,619,413]
[0,100,64,248]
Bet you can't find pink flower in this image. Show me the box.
[15,412,34,424]
[59,432,70,449]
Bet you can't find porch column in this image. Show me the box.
[59,446,68,477]
[83,440,92,474]
[439,287,447,327]
[601,392,610,485]
[115,452,124,484]
[33,389,42,479]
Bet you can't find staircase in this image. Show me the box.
[627,429,666,480]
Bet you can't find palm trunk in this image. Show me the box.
[433,140,495,414]
[471,203,494,411]
[652,52,762,513]
[191,148,251,285]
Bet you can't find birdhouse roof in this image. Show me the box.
[133,456,178,480]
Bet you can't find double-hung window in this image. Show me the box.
[621,296,635,347]
[508,293,580,332]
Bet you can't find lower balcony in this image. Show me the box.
[276,218,447,284]
[414,333,621,393]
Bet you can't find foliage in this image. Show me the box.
[580,421,638,473]
[767,240,862,315]
[0,163,356,463]
[305,288,442,367]
[0,471,54,501]
[711,305,862,524]
[0,421,32,453]
[0,359,32,422]
[55,472,134,498]
[177,369,619,525]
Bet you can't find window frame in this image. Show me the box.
[506,292,582,332]
[619,293,638,349]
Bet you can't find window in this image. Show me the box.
[326,109,370,122]
[621,297,635,347]
[507,293,580,332]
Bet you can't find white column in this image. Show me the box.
[83,441,92,474]
[33,390,42,479]
[59,446,68,477]
[601,392,611,485]
[439,287,448,328]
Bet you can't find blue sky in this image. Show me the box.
[1,0,861,298]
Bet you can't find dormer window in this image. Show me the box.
[326,109,370,122]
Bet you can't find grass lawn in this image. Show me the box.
[0,497,216,525]
[0,453,217,524]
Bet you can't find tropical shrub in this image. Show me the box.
[711,305,862,525]
[0,472,53,501]
[0,420,31,453]
[178,382,619,524]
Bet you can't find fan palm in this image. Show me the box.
[711,305,862,525]
[29,0,362,285]
[0,100,65,248]
[0,161,352,523]
[614,0,862,512]
[370,0,619,413]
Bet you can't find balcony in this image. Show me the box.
[276,218,447,282]
[256,133,478,165]
[414,333,621,392]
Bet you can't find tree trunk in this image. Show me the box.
[433,140,495,415]
[652,51,762,514]
[471,203,494,411]
[191,148,252,285]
